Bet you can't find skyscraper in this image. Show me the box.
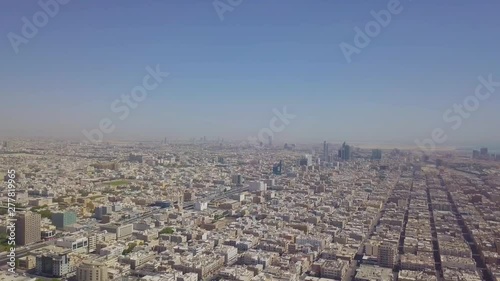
[268,135,273,147]
[323,141,329,162]
[299,154,313,166]
[480,147,488,157]
[231,174,244,186]
[338,142,351,161]
[16,211,41,246]
[273,161,283,175]
[472,150,480,159]
[217,156,225,164]
[371,149,382,160]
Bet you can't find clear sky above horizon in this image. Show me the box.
[1,0,499,146]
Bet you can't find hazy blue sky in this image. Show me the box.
[1,0,499,146]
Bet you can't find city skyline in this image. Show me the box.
[1,1,500,146]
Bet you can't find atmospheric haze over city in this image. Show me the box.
[0,0,500,148]
[1,1,500,281]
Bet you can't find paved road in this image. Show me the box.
[0,240,55,266]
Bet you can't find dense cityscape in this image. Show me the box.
[1,139,500,281]
[3,1,500,281]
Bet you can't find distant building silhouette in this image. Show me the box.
[371,149,382,160]
[273,161,283,175]
[323,141,329,162]
[128,154,143,163]
[231,174,244,186]
[217,156,225,164]
[299,154,312,166]
[473,147,490,160]
[472,150,480,159]
[338,142,351,161]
